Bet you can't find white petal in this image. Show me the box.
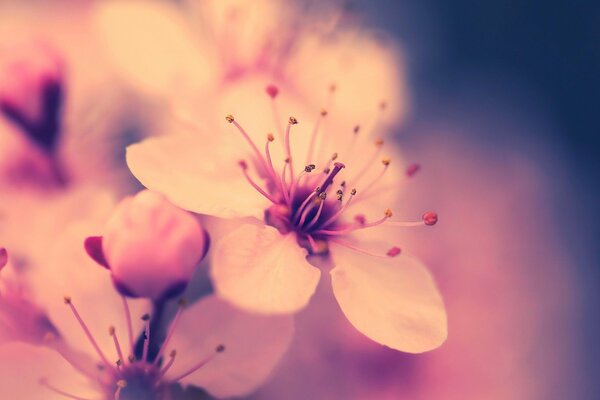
[127,134,269,219]
[167,295,294,398]
[212,224,320,314]
[329,242,447,353]
[0,342,99,399]
[92,0,214,96]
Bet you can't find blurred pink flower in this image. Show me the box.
[85,190,209,300]
[126,83,447,353]
[0,247,294,399]
[92,0,408,131]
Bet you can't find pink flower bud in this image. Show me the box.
[0,41,64,152]
[87,190,209,300]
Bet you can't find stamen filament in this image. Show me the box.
[240,162,279,204]
[171,345,225,383]
[121,297,134,353]
[349,141,383,187]
[305,109,327,164]
[293,190,318,224]
[64,297,113,371]
[284,117,298,183]
[329,239,391,259]
[303,195,326,231]
[358,158,390,199]
[39,378,92,400]
[270,98,284,141]
[157,351,177,380]
[227,117,270,175]
[109,326,124,365]
[153,303,184,365]
[320,189,356,228]
[386,221,426,227]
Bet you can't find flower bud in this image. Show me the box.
[0,41,64,152]
[86,190,209,300]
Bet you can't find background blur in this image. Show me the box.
[355,0,599,397]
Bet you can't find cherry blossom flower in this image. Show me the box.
[92,0,408,131]
[84,190,209,300]
[126,82,447,353]
[0,242,293,399]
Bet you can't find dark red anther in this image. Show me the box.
[406,163,421,177]
[423,212,438,226]
[354,214,366,225]
[238,160,248,170]
[266,84,279,98]
[386,247,401,257]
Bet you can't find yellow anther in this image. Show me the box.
[320,108,328,117]
[225,114,235,123]
[331,152,338,160]
[108,326,115,336]
[63,296,72,304]
[267,133,274,142]
[350,188,357,195]
[384,208,393,218]
[382,157,391,166]
[329,83,337,92]
[117,380,127,388]
[379,101,388,110]
[289,116,298,125]
[170,350,177,357]
[375,138,384,147]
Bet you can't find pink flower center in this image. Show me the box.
[227,84,438,256]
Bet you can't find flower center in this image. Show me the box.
[227,84,438,257]
[39,297,224,400]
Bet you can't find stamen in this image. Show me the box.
[109,326,124,365]
[303,193,327,230]
[157,350,177,380]
[329,239,397,259]
[357,157,391,198]
[320,188,357,228]
[39,378,92,400]
[171,345,225,382]
[349,139,384,186]
[305,108,328,164]
[284,117,298,182]
[264,134,287,199]
[315,208,392,235]
[226,115,270,175]
[266,85,284,140]
[121,297,134,353]
[64,297,113,371]
[239,160,278,204]
[141,313,151,363]
[292,189,319,225]
[319,162,345,194]
[114,380,127,400]
[154,299,185,366]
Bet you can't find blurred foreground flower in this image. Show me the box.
[0,193,293,399]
